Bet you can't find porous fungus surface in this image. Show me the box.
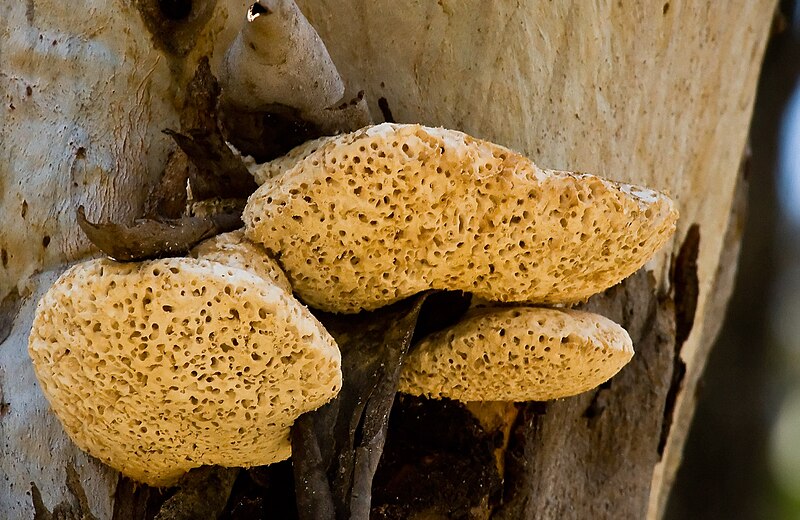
[252,135,331,185]
[244,123,678,313]
[398,307,633,402]
[191,230,292,293]
[28,257,341,486]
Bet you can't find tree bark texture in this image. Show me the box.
[0,1,776,519]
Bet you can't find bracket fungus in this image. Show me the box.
[28,257,341,486]
[244,123,678,314]
[398,307,634,402]
[189,230,292,293]
[27,116,676,499]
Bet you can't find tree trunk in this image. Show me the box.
[0,1,776,519]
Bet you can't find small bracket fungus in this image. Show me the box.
[244,123,679,313]
[398,307,634,402]
[28,257,341,486]
[190,230,292,294]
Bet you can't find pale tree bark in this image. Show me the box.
[0,1,776,519]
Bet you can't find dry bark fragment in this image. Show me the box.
[291,293,430,520]
[165,59,257,202]
[76,206,242,262]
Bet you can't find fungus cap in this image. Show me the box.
[398,307,633,402]
[190,230,292,293]
[251,135,331,185]
[28,257,341,486]
[244,123,678,313]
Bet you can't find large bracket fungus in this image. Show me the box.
[28,256,341,486]
[244,123,678,314]
[28,121,676,492]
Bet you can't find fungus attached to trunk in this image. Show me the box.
[398,307,633,402]
[28,257,341,486]
[190,230,292,293]
[244,123,678,313]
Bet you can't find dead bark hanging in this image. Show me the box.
[291,294,430,520]
[76,206,242,262]
[164,58,257,202]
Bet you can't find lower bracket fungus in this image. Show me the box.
[398,307,634,402]
[28,257,341,486]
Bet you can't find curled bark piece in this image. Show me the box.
[163,130,256,201]
[220,1,345,114]
[76,206,242,262]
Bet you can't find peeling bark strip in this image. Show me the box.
[291,293,430,520]
[76,206,242,261]
[657,225,700,456]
